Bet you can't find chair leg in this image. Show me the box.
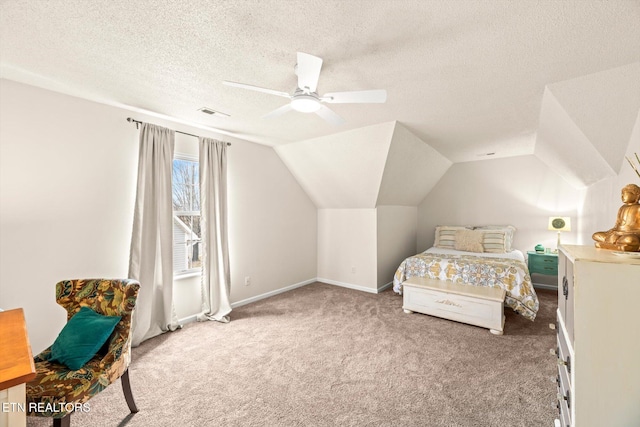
[53,414,71,427]
[121,369,139,413]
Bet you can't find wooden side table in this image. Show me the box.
[527,251,559,276]
[0,308,36,427]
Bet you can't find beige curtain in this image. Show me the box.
[129,123,180,346]
[196,137,232,322]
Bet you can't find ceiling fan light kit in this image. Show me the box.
[223,52,387,125]
[290,95,321,113]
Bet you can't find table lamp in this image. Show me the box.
[548,217,571,250]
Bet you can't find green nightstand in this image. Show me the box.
[527,251,558,276]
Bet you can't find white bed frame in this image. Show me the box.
[402,277,506,335]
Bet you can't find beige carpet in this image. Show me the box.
[28,283,557,427]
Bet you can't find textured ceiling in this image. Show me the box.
[1,0,639,162]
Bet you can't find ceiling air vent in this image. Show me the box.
[198,107,230,117]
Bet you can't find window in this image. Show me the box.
[172,156,201,276]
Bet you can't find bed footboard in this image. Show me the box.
[402,277,506,335]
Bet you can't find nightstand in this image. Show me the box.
[527,251,558,276]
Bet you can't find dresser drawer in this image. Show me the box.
[555,315,573,426]
[556,361,572,426]
[528,253,559,275]
[556,322,572,388]
[558,395,571,427]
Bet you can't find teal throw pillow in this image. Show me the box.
[48,306,121,370]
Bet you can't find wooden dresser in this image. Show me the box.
[0,308,36,427]
[553,245,640,427]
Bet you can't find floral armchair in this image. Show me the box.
[26,279,140,427]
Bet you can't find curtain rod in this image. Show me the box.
[126,118,231,146]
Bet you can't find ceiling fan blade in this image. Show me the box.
[296,52,323,92]
[322,89,387,104]
[223,81,290,98]
[262,103,293,120]
[315,105,345,126]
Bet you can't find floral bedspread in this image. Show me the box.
[393,252,538,321]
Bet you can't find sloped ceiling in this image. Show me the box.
[1,1,639,164]
[275,122,450,208]
[1,1,639,202]
[547,62,640,173]
[275,122,395,208]
[376,123,451,206]
[535,63,640,188]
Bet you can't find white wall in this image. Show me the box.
[226,133,317,304]
[0,79,317,353]
[376,206,417,288]
[0,80,139,354]
[417,155,583,255]
[317,209,377,292]
[316,206,417,292]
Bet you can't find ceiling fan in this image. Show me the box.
[223,52,387,126]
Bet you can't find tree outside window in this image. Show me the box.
[172,158,201,275]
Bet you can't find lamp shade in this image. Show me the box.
[548,217,571,232]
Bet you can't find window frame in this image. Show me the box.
[172,153,202,279]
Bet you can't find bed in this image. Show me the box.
[393,226,539,321]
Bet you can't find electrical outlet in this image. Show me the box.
[351,266,356,274]
[244,276,251,286]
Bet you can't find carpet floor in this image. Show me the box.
[27,283,557,427]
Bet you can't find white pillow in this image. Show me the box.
[454,229,484,252]
[481,230,509,253]
[474,225,516,251]
[434,226,471,250]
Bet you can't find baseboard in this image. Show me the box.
[177,278,316,325]
[178,277,390,324]
[317,278,380,294]
[230,278,316,309]
[178,314,198,325]
[377,281,393,293]
[532,283,558,291]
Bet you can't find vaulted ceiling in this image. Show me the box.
[536,62,640,188]
[275,122,452,208]
[1,1,639,166]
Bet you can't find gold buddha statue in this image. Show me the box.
[592,183,640,252]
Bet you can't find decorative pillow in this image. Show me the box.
[47,306,121,370]
[434,226,471,249]
[454,229,484,252]
[474,225,516,251]
[482,230,509,253]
